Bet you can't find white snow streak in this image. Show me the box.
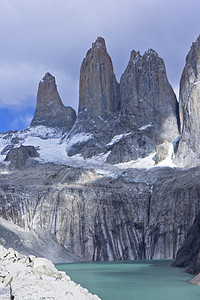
[138,123,153,131]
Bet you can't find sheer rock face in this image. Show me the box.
[176,36,200,166]
[79,37,120,119]
[172,210,200,275]
[120,49,179,143]
[67,44,179,164]
[0,163,199,262]
[31,73,76,132]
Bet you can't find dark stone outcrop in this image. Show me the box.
[120,49,179,143]
[79,37,120,119]
[5,145,39,169]
[172,210,200,274]
[176,36,200,166]
[31,73,76,132]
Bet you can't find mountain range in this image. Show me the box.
[0,36,200,278]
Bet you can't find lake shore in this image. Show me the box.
[0,245,100,300]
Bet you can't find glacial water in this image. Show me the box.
[56,260,200,300]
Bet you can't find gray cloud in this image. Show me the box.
[0,0,200,116]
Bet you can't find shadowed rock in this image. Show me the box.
[31,73,76,132]
[172,210,200,274]
[5,145,39,169]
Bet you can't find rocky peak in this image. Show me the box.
[120,48,179,143]
[78,37,120,119]
[41,72,55,82]
[92,36,106,50]
[31,73,76,132]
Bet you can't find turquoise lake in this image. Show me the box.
[56,260,200,300]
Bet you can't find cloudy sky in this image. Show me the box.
[0,0,200,132]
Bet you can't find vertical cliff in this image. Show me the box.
[66,38,179,164]
[79,37,120,119]
[120,49,179,143]
[31,72,76,132]
[176,36,200,166]
[172,210,200,274]
[0,164,199,262]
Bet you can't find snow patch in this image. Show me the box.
[66,133,93,151]
[138,123,153,131]
[115,145,176,170]
[106,132,131,146]
[115,152,156,169]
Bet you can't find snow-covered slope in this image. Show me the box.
[0,124,176,171]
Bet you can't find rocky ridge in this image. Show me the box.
[0,245,100,300]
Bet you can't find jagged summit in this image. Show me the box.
[92,37,106,50]
[41,72,55,83]
[130,49,159,61]
[120,47,179,142]
[79,37,120,119]
[31,72,76,132]
[65,38,179,164]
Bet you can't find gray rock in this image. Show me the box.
[66,38,179,164]
[0,217,82,264]
[172,210,200,274]
[79,37,120,119]
[120,49,179,143]
[31,72,76,132]
[5,145,39,169]
[0,163,199,262]
[155,141,173,164]
[0,245,100,300]
[1,144,14,155]
[176,36,200,166]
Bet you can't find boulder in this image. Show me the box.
[189,273,200,286]
[155,141,173,164]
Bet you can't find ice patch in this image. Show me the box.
[66,133,93,151]
[115,152,156,169]
[106,133,131,146]
[115,146,176,170]
[138,123,153,131]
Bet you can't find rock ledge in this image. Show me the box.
[0,245,100,300]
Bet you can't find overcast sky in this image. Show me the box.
[0,0,200,132]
